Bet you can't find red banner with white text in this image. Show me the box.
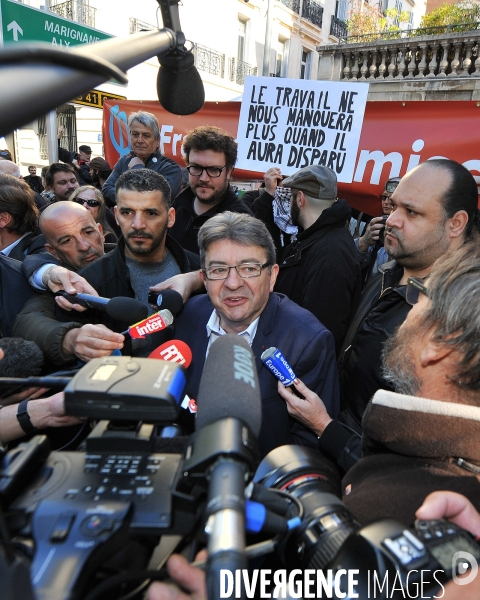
[103,99,480,215]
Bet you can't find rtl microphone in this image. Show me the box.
[182,335,261,600]
[148,339,192,366]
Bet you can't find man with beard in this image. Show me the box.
[274,165,362,354]
[45,163,80,203]
[15,170,199,367]
[337,159,478,435]
[168,125,253,254]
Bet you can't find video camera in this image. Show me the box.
[0,355,235,600]
[2,347,480,600]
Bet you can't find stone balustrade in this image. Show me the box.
[317,30,480,82]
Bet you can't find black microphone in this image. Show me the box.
[183,335,261,600]
[157,47,205,115]
[147,288,183,316]
[55,292,148,324]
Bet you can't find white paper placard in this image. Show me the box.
[236,77,369,183]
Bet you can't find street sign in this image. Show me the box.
[72,89,127,109]
[0,0,111,47]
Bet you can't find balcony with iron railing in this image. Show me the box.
[317,24,480,83]
[229,57,257,86]
[49,0,96,28]
[302,0,324,28]
[193,44,225,78]
[129,18,157,34]
[279,0,300,13]
[330,15,348,39]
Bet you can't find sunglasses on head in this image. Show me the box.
[73,197,101,207]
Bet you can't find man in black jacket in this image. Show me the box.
[275,165,362,354]
[23,166,44,194]
[169,125,252,254]
[338,159,479,435]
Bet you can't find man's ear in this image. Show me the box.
[226,166,234,182]
[167,207,175,229]
[269,264,279,292]
[114,206,119,226]
[448,210,469,239]
[420,338,454,368]
[45,242,60,260]
[296,190,305,208]
[0,212,12,230]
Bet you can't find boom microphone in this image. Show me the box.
[0,339,43,378]
[157,47,205,115]
[185,335,261,600]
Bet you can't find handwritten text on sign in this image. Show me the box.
[236,77,369,183]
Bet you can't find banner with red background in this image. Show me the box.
[103,99,480,216]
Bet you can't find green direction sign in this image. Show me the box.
[0,0,111,47]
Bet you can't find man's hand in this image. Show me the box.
[57,125,65,139]
[0,386,49,406]
[150,271,203,304]
[357,216,386,252]
[62,324,124,362]
[29,392,85,430]
[278,378,332,436]
[416,491,480,538]
[128,156,145,169]
[44,267,100,312]
[264,167,282,195]
[148,554,206,600]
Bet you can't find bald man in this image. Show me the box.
[40,202,105,271]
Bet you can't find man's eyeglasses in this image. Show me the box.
[203,262,270,280]
[73,198,101,208]
[186,165,227,178]
[406,276,430,306]
[381,194,392,202]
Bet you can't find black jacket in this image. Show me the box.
[7,233,46,262]
[338,260,411,431]
[78,236,200,315]
[102,150,182,206]
[24,175,44,194]
[0,255,33,337]
[275,199,362,354]
[169,186,253,254]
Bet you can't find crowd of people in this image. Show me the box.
[1,109,480,598]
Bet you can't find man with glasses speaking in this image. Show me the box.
[173,211,340,458]
[168,125,253,254]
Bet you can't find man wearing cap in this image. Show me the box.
[274,165,362,354]
[57,125,93,185]
[355,177,400,285]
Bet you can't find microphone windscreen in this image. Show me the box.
[154,289,183,317]
[106,297,148,324]
[0,338,43,377]
[196,334,261,438]
[157,50,205,115]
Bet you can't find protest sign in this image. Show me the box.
[236,76,369,183]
